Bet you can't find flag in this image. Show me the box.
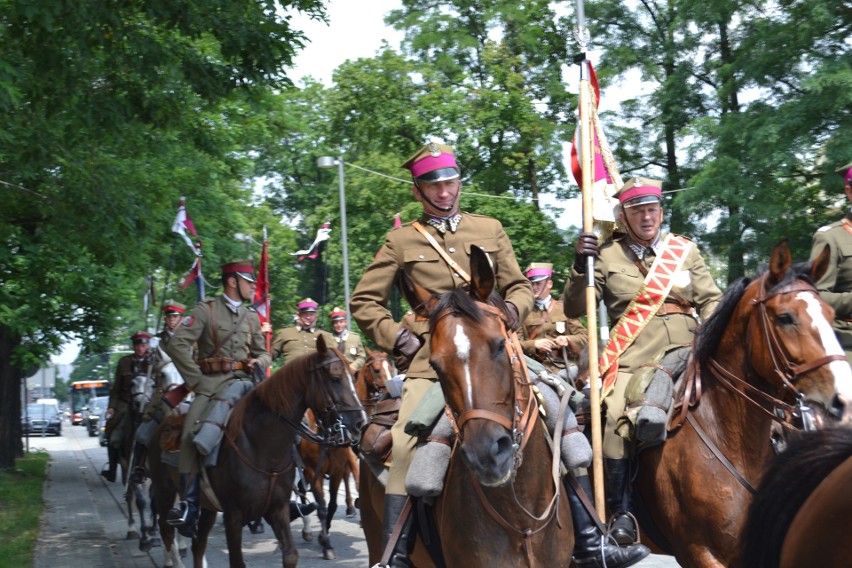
[569,62,619,225]
[172,197,199,252]
[291,222,331,262]
[143,275,155,313]
[393,213,402,229]
[253,237,271,326]
[180,257,204,302]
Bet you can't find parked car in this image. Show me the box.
[85,396,109,437]
[22,403,62,436]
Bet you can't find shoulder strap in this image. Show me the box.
[620,241,691,307]
[412,221,471,283]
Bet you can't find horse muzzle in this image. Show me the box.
[458,420,515,487]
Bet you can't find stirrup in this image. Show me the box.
[607,511,641,545]
[167,501,189,526]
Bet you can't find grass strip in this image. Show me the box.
[0,453,49,567]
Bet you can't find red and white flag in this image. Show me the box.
[291,222,331,262]
[253,236,271,326]
[172,197,199,252]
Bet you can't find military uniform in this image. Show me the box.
[270,326,336,364]
[811,215,852,362]
[166,295,271,472]
[106,352,150,437]
[518,298,588,373]
[332,330,367,370]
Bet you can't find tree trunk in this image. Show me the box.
[0,326,24,468]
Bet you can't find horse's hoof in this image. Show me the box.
[126,530,140,540]
[302,530,313,542]
[354,497,360,509]
[323,548,336,560]
[346,506,356,517]
[148,536,162,549]
[179,547,188,558]
[139,539,152,552]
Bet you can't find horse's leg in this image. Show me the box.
[192,508,216,568]
[268,498,298,568]
[135,480,160,551]
[125,482,140,540]
[346,448,360,516]
[359,461,384,565]
[222,509,247,568]
[318,470,341,560]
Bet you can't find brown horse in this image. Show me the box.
[741,426,852,568]
[635,241,852,567]
[295,408,360,559]
[150,336,366,568]
[360,245,574,567]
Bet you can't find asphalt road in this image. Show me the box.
[31,420,680,567]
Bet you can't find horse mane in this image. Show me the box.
[741,427,852,568]
[229,354,312,433]
[428,288,508,330]
[693,257,818,369]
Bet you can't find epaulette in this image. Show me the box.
[816,220,843,233]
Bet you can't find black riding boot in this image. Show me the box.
[381,494,415,567]
[605,458,639,546]
[100,446,118,483]
[567,475,650,568]
[128,441,147,484]
[167,472,200,539]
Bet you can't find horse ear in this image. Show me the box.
[469,245,495,302]
[811,244,830,284]
[365,346,374,359]
[767,239,792,286]
[397,270,437,319]
[317,334,328,354]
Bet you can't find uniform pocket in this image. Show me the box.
[607,263,643,299]
[463,237,499,255]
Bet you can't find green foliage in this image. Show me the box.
[0,452,48,565]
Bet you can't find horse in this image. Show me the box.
[295,408,361,558]
[122,372,159,547]
[360,245,574,567]
[633,240,852,567]
[741,426,852,568]
[176,335,365,568]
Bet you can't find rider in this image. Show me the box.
[565,176,722,546]
[128,300,187,484]
[164,260,271,538]
[101,331,152,483]
[269,298,336,364]
[810,160,852,364]
[328,307,367,371]
[350,141,533,567]
[517,262,588,379]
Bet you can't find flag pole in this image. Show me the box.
[575,0,605,519]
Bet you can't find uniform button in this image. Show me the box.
[448,247,456,253]
[419,254,425,259]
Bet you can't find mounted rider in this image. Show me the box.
[101,331,152,483]
[164,260,271,538]
[269,298,337,364]
[565,176,723,547]
[128,300,187,484]
[329,307,367,371]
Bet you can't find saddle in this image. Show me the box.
[359,396,400,468]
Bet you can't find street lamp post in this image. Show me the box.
[317,155,351,329]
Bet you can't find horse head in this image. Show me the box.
[130,373,151,416]
[705,240,852,426]
[399,245,527,487]
[355,348,394,408]
[306,335,368,446]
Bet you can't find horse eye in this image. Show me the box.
[777,312,795,326]
[493,338,506,356]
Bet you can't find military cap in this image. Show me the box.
[401,142,460,182]
[297,298,319,312]
[329,307,347,320]
[131,331,151,344]
[524,263,554,282]
[162,300,187,315]
[836,161,852,185]
[616,177,663,208]
[221,259,255,283]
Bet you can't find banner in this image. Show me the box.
[253,237,271,326]
[291,222,331,262]
[172,197,200,253]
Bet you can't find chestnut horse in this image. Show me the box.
[150,336,366,568]
[741,426,852,568]
[360,245,573,567]
[635,241,852,567]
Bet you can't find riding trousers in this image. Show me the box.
[603,371,633,459]
[387,376,435,495]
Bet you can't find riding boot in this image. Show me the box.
[566,475,650,568]
[289,500,318,521]
[128,441,147,484]
[381,494,415,567]
[167,472,200,539]
[605,458,639,546]
[100,446,117,483]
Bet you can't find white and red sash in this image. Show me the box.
[600,234,692,396]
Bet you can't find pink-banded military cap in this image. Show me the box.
[837,161,852,185]
[297,298,319,312]
[401,142,460,182]
[616,177,663,208]
[524,263,554,283]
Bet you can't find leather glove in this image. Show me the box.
[573,232,600,273]
[504,302,520,332]
[393,327,423,367]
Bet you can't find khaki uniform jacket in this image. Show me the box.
[351,212,533,380]
[563,233,722,376]
[270,326,336,364]
[107,354,150,427]
[165,296,271,396]
[517,299,588,371]
[811,215,852,353]
[333,330,367,370]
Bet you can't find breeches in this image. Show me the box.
[179,393,212,473]
[603,371,632,459]
[107,412,130,450]
[387,377,435,495]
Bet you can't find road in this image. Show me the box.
[31,421,680,567]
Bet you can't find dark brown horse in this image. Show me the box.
[635,241,852,567]
[361,245,574,567]
[149,336,366,568]
[295,408,360,558]
[741,426,852,568]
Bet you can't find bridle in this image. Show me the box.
[300,349,364,448]
[437,300,566,567]
[356,354,390,413]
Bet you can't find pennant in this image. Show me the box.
[172,197,200,252]
[180,258,200,290]
[253,238,271,325]
[393,213,402,229]
[291,222,331,262]
[143,275,155,313]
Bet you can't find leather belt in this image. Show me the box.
[656,303,695,317]
[197,357,246,374]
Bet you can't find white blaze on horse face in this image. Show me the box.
[380,359,393,383]
[798,292,852,405]
[453,323,474,408]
